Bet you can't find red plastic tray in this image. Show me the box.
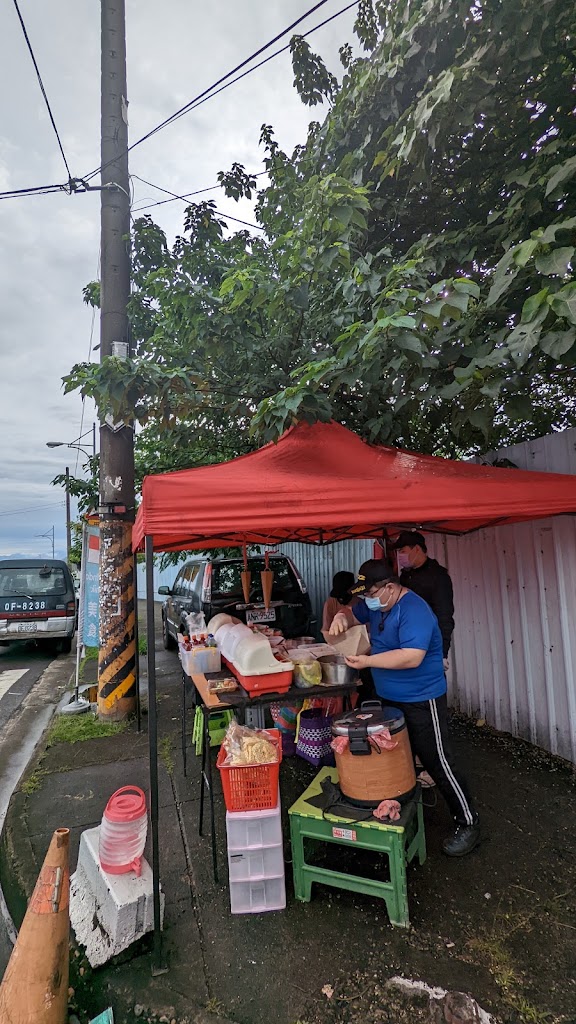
[222,656,293,697]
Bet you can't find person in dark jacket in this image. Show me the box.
[393,531,454,661]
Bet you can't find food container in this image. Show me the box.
[317,653,356,686]
[332,702,416,806]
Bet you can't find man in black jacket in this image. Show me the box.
[393,531,454,661]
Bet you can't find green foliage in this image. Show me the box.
[47,714,128,746]
[64,0,576,467]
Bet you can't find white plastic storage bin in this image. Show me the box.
[180,646,221,675]
[226,799,282,851]
[228,843,284,883]
[229,874,286,914]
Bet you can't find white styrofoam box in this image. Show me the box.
[228,843,284,882]
[70,826,164,968]
[226,798,282,851]
[230,874,286,914]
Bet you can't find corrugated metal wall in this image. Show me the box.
[426,427,576,763]
[280,538,374,634]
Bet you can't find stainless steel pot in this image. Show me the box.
[317,654,357,686]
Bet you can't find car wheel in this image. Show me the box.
[59,637,73,654]
[162,614,176,650]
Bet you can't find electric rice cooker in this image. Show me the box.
[331,701,417,806]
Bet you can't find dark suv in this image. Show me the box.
[159,554,314,648]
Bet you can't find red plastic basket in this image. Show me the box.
[216,728,282,812]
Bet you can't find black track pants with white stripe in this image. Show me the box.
[386,693,477,825]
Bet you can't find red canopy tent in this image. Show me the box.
[133,421,576,552]
[135,420,576,963]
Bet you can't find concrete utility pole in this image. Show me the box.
[65,466,71,563]
[98,0,136,721]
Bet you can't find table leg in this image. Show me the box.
[182,671,187,778]
[199,708,206,836]
[204,705,219,883]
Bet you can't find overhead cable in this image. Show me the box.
[11,0,73,183]
[82,0,353,183]
[130,176,263,229]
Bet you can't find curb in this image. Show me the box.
[0,653,75,933]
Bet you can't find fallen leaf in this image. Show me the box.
[322,984,334,999]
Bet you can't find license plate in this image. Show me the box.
[18,622,37,633]
[246,607,276,624]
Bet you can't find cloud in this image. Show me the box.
[0,0,357,556]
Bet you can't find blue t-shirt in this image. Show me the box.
[354,591,446,703]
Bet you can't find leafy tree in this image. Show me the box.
[64,0,576,462]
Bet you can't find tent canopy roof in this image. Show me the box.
[132,421,576,552]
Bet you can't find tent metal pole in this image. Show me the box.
[146,535,166,975]
[134,551,141,733]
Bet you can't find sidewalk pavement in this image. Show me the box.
[1,625,576,1024]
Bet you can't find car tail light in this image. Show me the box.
[66,601,76,615]
[201,563,212,604]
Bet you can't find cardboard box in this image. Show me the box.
[321,624,370,657]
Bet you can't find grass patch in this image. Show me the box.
[467,930,552,1024]
[21,769,46,794]
[138,633,147,655]
[47,713,128,746]
[159,735,174,775]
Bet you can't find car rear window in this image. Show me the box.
[211,559,298,602]
[0,567,69,598]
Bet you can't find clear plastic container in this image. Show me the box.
[226,798,282,851]
[228,843,284,882]
[99,786,148,876]
[229,874,286,914]
[180,645,221,675]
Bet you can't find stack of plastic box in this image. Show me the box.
[225,791,286,914]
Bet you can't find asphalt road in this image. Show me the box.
[0,641,62,977]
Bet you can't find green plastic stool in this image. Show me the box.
[288,767,426,928]
[192,706,234,756]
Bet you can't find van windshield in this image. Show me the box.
[0,567,68,598]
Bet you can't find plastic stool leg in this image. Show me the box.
[387,838,410,928]
[289,816,310,902]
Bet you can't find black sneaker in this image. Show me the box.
[442,822,480,857]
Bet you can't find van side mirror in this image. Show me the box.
[157,586,171,596]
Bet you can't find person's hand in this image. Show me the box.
[328,612,349,635]
[345,654,370,670]
[443,657,449,672]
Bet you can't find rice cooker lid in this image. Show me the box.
[332,704,405,736]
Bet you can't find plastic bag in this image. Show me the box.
[221,720,280,766]
[184,611,206,635]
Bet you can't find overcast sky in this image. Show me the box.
[0,0,357,559]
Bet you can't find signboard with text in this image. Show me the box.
[82,524,100,648]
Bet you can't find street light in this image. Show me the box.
[46,425,96,563]
[36,526,55,559]
[46,423,96,459]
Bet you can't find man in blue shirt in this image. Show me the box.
[329,559,480,857]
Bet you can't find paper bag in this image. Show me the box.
[321,624,370,657]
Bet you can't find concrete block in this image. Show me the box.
[70,826,164,967]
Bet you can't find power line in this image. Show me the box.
[83,0,348,183]
[0,183,67,201]
[131,171,269,214]
[10,0,73,183]
[139,0,360,141]
[131,176,263,229]
[2,0,359,206]
[0,501,65,519]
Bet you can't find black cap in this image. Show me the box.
[349,559,396,596]
[392,530,426,550]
